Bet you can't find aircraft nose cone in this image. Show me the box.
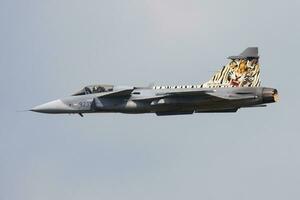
[31,99,71,113]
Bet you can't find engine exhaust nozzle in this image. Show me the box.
[262,88,279,103]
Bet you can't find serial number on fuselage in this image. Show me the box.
[78,101,91,108]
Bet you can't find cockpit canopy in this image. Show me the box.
[72,84,114,96]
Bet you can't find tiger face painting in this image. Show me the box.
[202,56,260,88]
[227,59,260,87]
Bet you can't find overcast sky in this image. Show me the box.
[1,0,300,200]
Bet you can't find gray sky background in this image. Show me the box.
[1,0,300,200]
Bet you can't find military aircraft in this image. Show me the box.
[31,47,278,116]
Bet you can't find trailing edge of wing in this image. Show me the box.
[210,94,258,100]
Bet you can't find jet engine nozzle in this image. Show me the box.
[262,88,279,103]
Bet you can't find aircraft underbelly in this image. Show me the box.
[92,95,262,114]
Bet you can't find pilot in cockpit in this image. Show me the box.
[92,86,105,93]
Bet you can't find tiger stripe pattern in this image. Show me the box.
[202,58,260,88]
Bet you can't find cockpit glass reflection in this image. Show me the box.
[72,84,113,96]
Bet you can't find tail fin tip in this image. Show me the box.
[228,47,259,60]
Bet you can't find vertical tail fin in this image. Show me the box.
[202,47,261,88]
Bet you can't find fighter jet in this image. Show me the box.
[31,47,278,116]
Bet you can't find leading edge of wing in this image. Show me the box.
[96,88,134,98]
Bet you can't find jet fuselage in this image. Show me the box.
[31,86,278,116]
[31,47,279,116]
